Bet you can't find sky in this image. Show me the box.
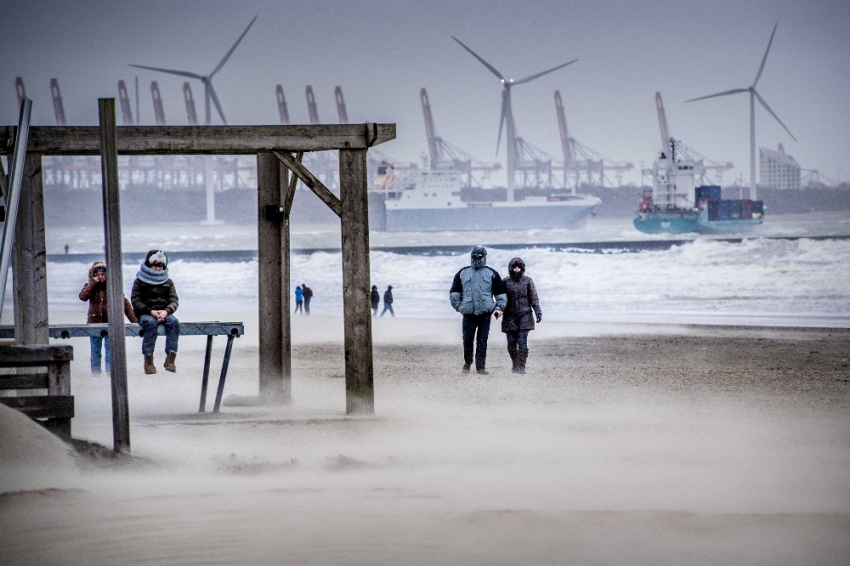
[2,0,849,187]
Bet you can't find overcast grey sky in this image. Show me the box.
[2,0,848,186]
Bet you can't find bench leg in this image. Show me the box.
[43,418,71,441]
[213,335,234,413]
[199,335,214,413]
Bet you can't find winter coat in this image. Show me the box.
[449,265,507,316]
[501,277,541,332]
[131,278,179,319]
[383,288,393,305]
[79,263,138,324]
[295,287,304,302]
[303,286,313,299]
[370,288,380,308]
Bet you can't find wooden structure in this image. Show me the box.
[1,111,395,452]
[0,321,244,413]
[0,345,74,440]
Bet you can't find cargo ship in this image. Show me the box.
[634,140,763,234]
[369,168,600,232]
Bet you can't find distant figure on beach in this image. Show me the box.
[449,246,507,375]
[132,250,180,374]
[501,257,542,374]
[64,244,69,255]
[294,285,304,314]
[381,285,395,317]
[302,284,313,314]
[79,261,137,374]
[371,285,380,316]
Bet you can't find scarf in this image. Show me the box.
[136,263,169,285]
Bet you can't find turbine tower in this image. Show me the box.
[686,23,796,200]
[130,16,257,125]
[452,36,577,201]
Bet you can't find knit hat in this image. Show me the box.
[145,250,168,267]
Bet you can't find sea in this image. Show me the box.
[22,213,850,328]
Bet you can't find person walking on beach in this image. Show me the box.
[501,257,542,374]
[371,285,380,316]
[381,285,395,317]
[294,285,304,314]
[131,250,180,374]
[79,261,138,374]
[449,246,507,375]
[302,284,313,314]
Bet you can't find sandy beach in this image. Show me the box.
[2,317,849,565]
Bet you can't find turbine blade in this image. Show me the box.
[685,88,748,103]
[208,83,227,124]
[452,36,505,81]
[129,64,203,80]
[754,89,797,142]
[496,92,507,157]
[512,58,578,86]
[753,23,778,87]
[210,16,258,77]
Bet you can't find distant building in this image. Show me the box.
[759,145,801,190]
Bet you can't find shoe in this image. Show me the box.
[476,369,489,375]
[144,354,156,375]
[164,352,177,373]
[462,363,471,374]
[516,350,528,374]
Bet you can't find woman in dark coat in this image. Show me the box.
[501,257,541,374]
[370,285,380,316]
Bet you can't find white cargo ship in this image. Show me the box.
[372,169,600,232]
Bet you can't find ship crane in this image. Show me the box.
[420,88,500,187]
[275,85,290,125]
[50,78,66,126]
[655,91,733,185]
[183,83,198,125]
[15,77,27,108]
[150,81,166,125]
[334,86,349,124]
[118,80,135,125]
[554,90,634,189]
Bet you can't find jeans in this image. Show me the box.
[462,313,492,370]
[139,314,180,356]
[380,304,394,317]
[294,300,303,314]
[505,330,530,353]
[90,335,110,373]
[304,297,311,314]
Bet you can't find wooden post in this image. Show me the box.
[12,152,48,345]
[339,148,374,414]
[257,151,286,403]
[99,99,130,454]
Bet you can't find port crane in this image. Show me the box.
[420,88,500,186]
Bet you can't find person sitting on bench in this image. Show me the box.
[132,250,180,374]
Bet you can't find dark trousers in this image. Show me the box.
[462,313,492,370]
[505,330,530,353]
[381,303,394,317]
[294,300,303,314]
[304,297,311,314]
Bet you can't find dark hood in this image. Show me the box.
[508,257,525,281]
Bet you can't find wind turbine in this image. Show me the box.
[130,16,257,125]
[686,23,796,200]
[452,37,577,200]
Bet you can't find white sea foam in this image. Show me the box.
[39,237,850,327]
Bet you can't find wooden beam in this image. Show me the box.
[283,152,302,216]
[0,396,74,419]
[257,152,287,403]
[13,152,48,345]
[0,124,396,155]
[0,344,72,365]
[280,158,294,403]
[339,148,374,414]
[99,99,130,454]
[274,150,342,217]
[0,155,7,199]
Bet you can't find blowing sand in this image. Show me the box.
[1,318,849,565]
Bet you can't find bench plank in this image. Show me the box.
[0,345,73,365]
[0,322,244,339]
[0,396,74,419]
[0,373,49,390]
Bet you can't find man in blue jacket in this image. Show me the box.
[449,246,507,375]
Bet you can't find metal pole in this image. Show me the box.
[750,90,757,201]
[99,98,131,454]
[0,99,32,320]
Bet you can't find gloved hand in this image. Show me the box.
[536,313,542,323]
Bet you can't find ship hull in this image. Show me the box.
[385,201,597,232]
[633,209,764,234]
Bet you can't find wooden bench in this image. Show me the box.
[0,345,74,440]
[0,322,244,413]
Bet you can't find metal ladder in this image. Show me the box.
[0,99,33,320]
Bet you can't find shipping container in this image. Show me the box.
[695,185,721,201]
[729,199,742,219]
[740,199,753,220]
[707,200,719,220]
[752,200,764,214]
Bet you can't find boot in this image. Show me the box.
[516,349,528,375]
[508,347,519,373]
[164,352,177,373]
[144,354,156,375]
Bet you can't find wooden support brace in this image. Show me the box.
[274,150,341,217]
[283,152,302,216]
